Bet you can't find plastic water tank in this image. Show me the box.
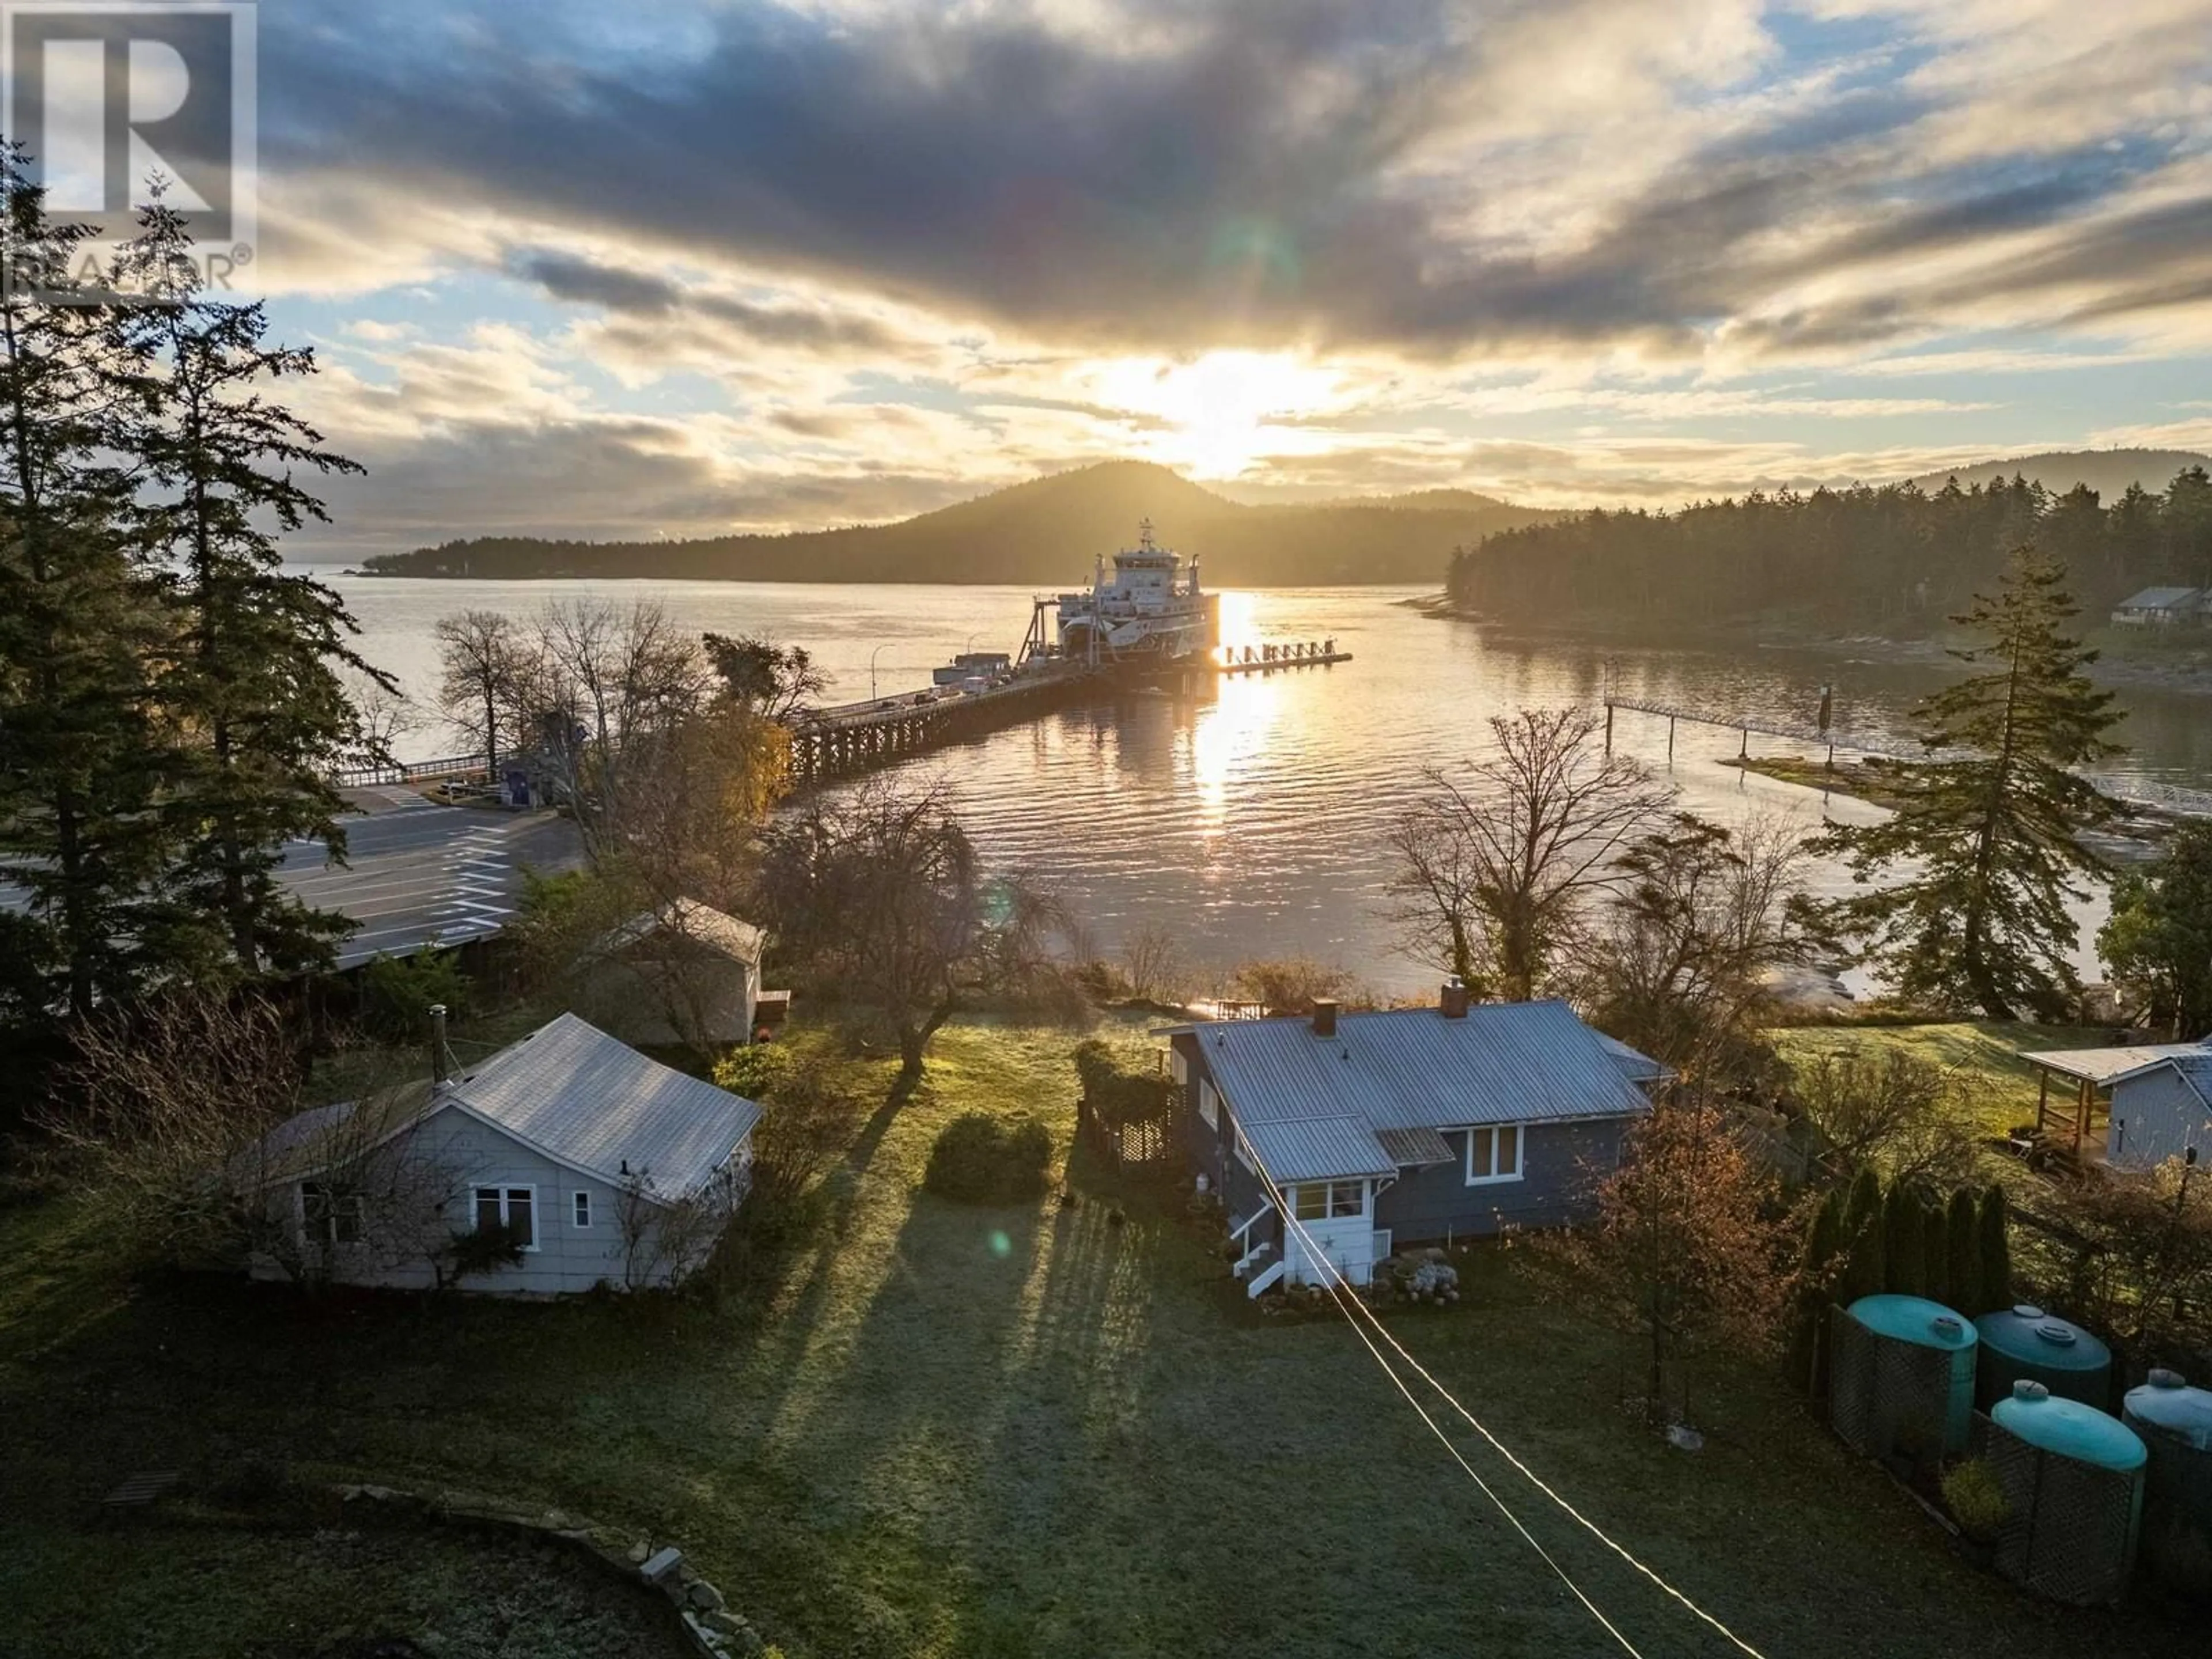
[1837,1294,1979,1459]
[2123,1369,2212,1595]
[1988,1380,2147,1604]
[1974,1304,2114,1412]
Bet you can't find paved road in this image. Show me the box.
[278,787,584,968]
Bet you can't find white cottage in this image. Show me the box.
[247,1013,762,1294]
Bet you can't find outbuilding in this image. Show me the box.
[2110,586,2206,628]
[2021,1038,2212,1171]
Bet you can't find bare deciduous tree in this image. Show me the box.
[1119,923,1185,1005]
[1787,1046,1985,1190]
[1386,707,1674,1002]
[757,777,1075,1078]
[45,991,474,1288]
[1567,811,1807,1079]
[433,608,526,770]
[612,1169,733,1291]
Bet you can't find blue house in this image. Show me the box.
[1166,984,1663,1297]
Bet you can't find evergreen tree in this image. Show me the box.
[1789,1184,1847,1396]
[1921,1198,1950,1306]
[1838,1168,1887,1305]
[2099,821,2212,1040]
[1945,1187,1980,1314]
[1976,1185,2012,1314]
[0,147,190,1019]
[1805,548,2123,1020]
[1883,1180,1926,1298]
[109,193,386,976]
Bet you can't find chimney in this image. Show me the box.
[1440,978,1470,1019]
[429,1003,450,1086]
[1310,999,1339,1039]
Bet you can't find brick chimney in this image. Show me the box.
[1440,978,1470,1019]
[1310,998,1339,1039]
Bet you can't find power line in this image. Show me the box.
[1239,1146,1642,1658]
[1244,1132,1770,1659]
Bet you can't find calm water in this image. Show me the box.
[320,573,2212,995]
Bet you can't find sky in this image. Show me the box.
[190,0,2212,551]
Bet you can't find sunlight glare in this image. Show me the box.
[1086,351,1345,478]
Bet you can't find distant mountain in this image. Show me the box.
[361,461,1560,586]
[1906,448,2209,501]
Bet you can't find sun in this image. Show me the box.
[1086,350,1346,478]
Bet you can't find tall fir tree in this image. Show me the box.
[1805,547,2123,1020]
[0,147,193,1019]
[110,193,387,976]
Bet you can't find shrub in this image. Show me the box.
[1946,1187,1980,1315]
[713,1043,791,1102]
[744,1058,866,1209]
[1941,1458,2010,1543]
[1976,1184,2012,1315]
[1883,1180,1926,1298]
[359,948,469,1044]
[1072,1039,1169,1131]
[924,1112,1055,1205]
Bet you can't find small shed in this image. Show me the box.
[575,899,775,1054]
[2110,586,2206,627]
[2021,1039,2212,1171]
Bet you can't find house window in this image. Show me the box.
[1465,1124,1524,1185]
[573,1191,592,1229]
[474,1185,538,1250]
[1171,1050,1189,1086]
[301,1181,363,1246]
[1199,1080,1221,1130]
[1291,1180,1366,1221]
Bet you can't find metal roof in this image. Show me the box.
[253,1014,762,1204]
[2023,1040,2212,1086]
[449,1013,762,1199]
[595,899,764,965]
[1198,999,1656,1181]
[1240,1115,1398,1183]
[2115,586,2205,611]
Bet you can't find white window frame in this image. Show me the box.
[1464,1124,1525,1186]
[1289,1180,1369,1221]
[1199,1080,1221,1131]
[300,1180,365,1248]
[1171,1050,1189,1086]
[473,1184,541,1252]
[572,1190,592,1229]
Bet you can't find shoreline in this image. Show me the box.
[1410,594,2212,698]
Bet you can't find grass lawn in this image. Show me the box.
[0,1016,2166,1658]
[1770,1018,2112,1149]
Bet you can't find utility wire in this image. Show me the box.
[1243,1130,1771,1659]
[1240,1145,1642,1658]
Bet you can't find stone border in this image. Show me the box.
[331,1482,767,1657]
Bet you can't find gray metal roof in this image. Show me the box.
[1198,999,1656,1181]
[2115,586,2204,611]
[2024,1040,2212,1087]
[1241,1115,1399,1183]
[449,1013,762,1199]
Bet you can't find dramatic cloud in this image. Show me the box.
[192,0,2212,542]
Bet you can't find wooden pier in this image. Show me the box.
[787,668,1100,781]
[1218,642,1352,676]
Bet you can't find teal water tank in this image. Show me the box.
[2123,1369,2212,1596]
[1837,1294,1978,1459]
[1988,1381,2146,1604]
[1974,1304,2114,1412]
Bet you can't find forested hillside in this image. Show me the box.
[363,461,1559,586]
[1448,468,2212,633]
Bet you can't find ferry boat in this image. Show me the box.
[1051,520,1219,669]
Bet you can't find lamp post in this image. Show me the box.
[870,643,887,701]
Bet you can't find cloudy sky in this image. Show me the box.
[214,0,2212,551]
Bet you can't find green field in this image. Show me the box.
[0,1018,2169,1658]
[1770,1018,2111,1145]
